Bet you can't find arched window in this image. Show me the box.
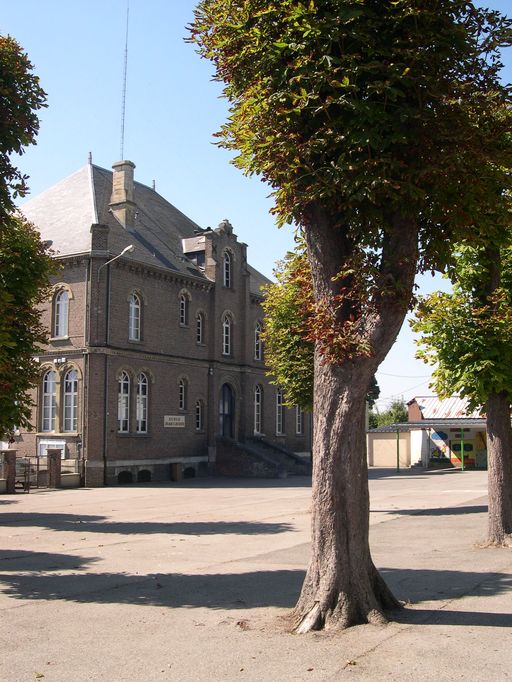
[196,312,204,344]
[254,321,263,361]
[128,293,141,341]
[222,313,232,356]
[276,387,284,435]
[295,405,304,435]
[179,378,187,411]
[63,369,78,432]
[42,370,57,432]
[195,400,204,431]
[54,290,69,338]
[136,373,148,433]
[223,250,232,288]
[118,371,130,432]
[254,385,263,435]
[179,293,189,326]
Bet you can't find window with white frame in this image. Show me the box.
[118,371,130,432]
[42,370,57,432]
[63,369,78,432]
[195,400,204,431]
[53,289,69,337]
[136,373,148,433]
[222,313,232,356]
[179,293,189,326]
[254,385,263,434]
[196,312,204,344]
[295,405,304,435]
[254,321,263,360]
[128,293,141,341]
[223,250,232,288]
[276,387,285,435]
[179,378,187,411]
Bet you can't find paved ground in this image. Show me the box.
[0,469,511,682]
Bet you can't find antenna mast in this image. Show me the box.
[120,1,130,160]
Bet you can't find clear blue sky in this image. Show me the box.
[2,1,510,409]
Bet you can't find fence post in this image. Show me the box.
[1,449,17,494]
[47,449,62,488]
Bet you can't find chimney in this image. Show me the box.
[110,160,136,228]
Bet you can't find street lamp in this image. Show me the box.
[97,244,134,279]
[96,243,134,486]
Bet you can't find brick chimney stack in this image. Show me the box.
[110,160,136,228]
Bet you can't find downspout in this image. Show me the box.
[102,262,111,486]
[82,258,91,486]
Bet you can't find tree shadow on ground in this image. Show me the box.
[390,605,512,628]
[0,513,294,535]
[0,549,98,572]
[372,505,487,517]
[381,566,512,604]
[368,468,475,480]
[128,476,312,490]
[0,568,305,609]
[1,558,510,629]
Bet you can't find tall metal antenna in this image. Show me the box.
[119,1,130,160]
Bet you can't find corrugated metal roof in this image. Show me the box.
[368,418,486,433]
[410,395,483,419]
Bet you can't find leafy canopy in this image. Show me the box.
[262,247,314,409]
[0,215,55,435]
[262,245,380,410]
[0,35,52,437]
[0,36,46,217]
[190,0,512,270]
[412,241,512,412]
[368,398,407,429]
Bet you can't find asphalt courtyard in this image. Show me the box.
[0,469,511,682]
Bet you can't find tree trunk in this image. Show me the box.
[485,391,512,545]
[293,360,400,632]
[293,209,418,631]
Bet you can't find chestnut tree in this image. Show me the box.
[190,0,512,631]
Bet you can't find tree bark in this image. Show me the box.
[293,208,418,631]
[485,391,512,545]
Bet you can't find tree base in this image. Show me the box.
[292,570,401,633]
[478,534,512,549]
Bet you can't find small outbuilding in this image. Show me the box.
[367,396,487,470]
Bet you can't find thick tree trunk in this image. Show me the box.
[485,392,512,545]
[293,360,400,632]
[293,209,418,632]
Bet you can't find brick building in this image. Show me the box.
[17,159,310,485]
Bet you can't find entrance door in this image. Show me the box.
[219,384,234,438]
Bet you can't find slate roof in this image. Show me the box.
[21,162,270,291]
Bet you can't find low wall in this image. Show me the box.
[60,473,81,488]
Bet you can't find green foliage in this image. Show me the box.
[369,398,407,429]
[0,36,46,217]
[412,241,512,411]
[262,248,314,410]
[190,1,511,271]
[262,246,381,410]
[0,215,55,435]
[0,36,51,437]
